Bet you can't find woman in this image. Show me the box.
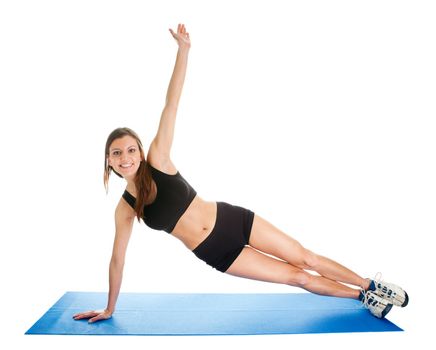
[73,24,408,323]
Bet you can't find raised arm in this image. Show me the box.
[151,24,191,158]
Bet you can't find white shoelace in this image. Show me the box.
[373,272,383,285]
[373,272,402,295]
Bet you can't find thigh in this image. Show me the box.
[248,214,307,266]
[226,246,304,285]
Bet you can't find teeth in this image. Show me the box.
[120,164,132,168]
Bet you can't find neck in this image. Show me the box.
[125,177,136,191]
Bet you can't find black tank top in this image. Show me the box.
[122,163,197,233]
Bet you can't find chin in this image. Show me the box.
[119,168,138,179]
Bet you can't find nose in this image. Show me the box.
[120,154,129,163]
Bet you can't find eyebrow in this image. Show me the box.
[110,145,137,151]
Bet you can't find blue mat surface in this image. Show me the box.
[26,292,402,335]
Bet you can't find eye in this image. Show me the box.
[129,148,136,153]
[112,151,121,156]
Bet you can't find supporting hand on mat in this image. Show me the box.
[73,309,112,323]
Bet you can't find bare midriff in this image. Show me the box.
[170,195,217,250]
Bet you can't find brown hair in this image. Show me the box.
[104,127,157,221]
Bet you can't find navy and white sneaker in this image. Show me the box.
[360,289,393,319]
[368,273,409,307]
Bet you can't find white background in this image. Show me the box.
[1,0,435,348]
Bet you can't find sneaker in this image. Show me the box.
[360,289,393,319]
[368,272,409,307]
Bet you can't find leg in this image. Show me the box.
[248,214,370,290]
[226,246,360,299]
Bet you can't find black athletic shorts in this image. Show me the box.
[192,201,255,272]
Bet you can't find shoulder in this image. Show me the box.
[146,140,178,175]
[116,196,136,222]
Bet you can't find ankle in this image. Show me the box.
[358,289,366,301]
[362,278,372,291]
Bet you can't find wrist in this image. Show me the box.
[178,46,190,54]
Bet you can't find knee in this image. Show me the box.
[302,249,319,270]
[285,270,311,287]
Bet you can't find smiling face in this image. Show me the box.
[107,135,143,181]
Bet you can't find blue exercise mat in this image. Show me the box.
[26,292,402,335]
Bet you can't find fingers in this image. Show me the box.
[89,311,111,323]
[88,314,103,323]
[73,310,98,320]
[73,310,112,324]
[179,24,189,37]
[170,23,188,36]
[178,23,185,34]
[73,311,93,320]
[169,24,190,47]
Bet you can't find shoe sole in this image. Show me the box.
[381,303,393,318]
[401,291,409,307]
[392,290,409,307]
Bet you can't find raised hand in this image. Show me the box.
[169,23,191,50]
[73,309,113,323]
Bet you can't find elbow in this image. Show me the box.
[163,103,178,113]
[110,255,125,271]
